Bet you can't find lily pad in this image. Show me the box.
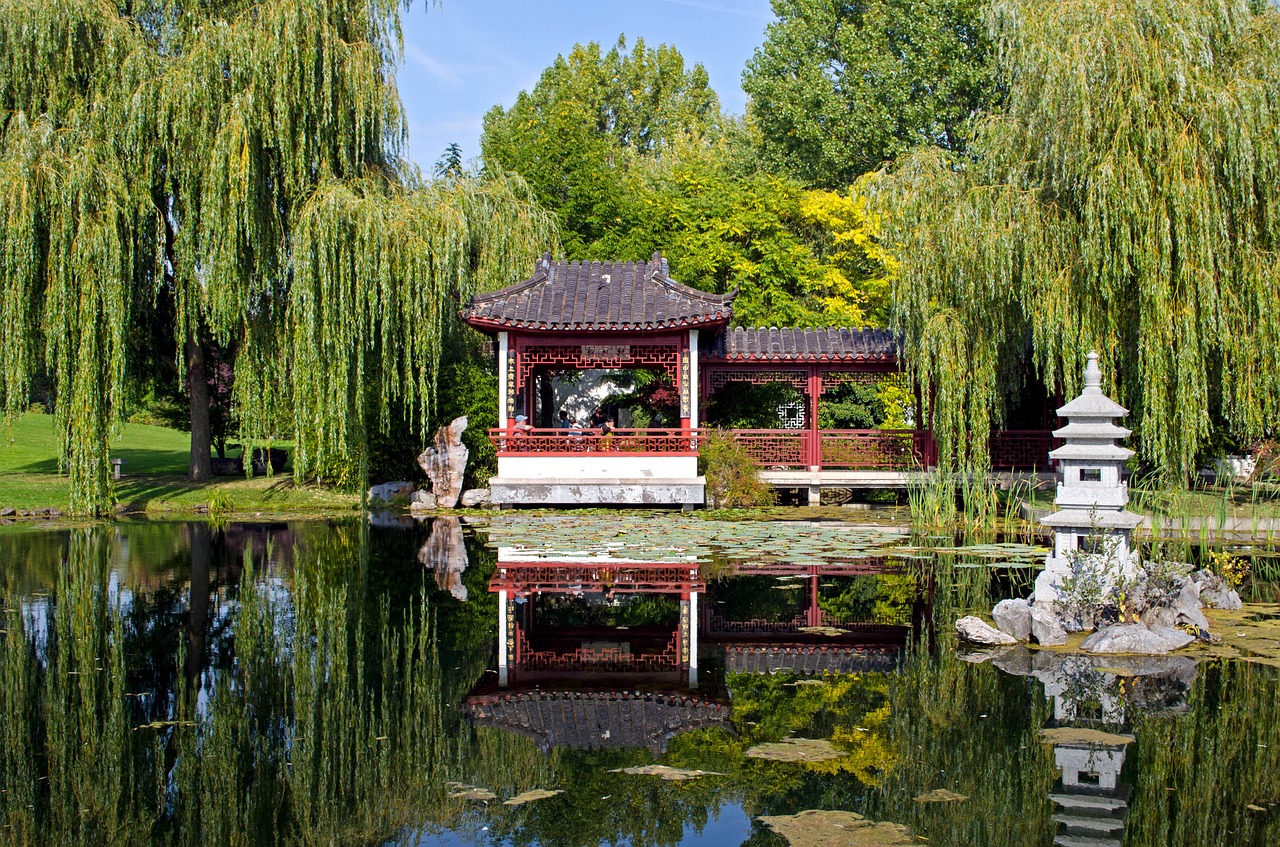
[1038,728,1135,746]
[914,788,968,803]
[746,737,844,763]
[503,788,564,806]
[446,782,497,802]
[757,809,915,847]
[797,626,850,637]
[609,764,725,780]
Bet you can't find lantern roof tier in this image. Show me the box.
[1057,353,1129,418]
[1040,509,1143,530]
[1049,443,1136,462]
[1051,421,1133,442]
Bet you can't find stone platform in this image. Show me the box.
[489,477,706,508]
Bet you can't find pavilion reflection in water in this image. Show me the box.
[464,551,927,755]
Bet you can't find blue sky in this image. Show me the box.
[395,0,776,173]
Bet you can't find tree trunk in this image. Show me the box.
[187,333,213,481]
[184,521,212,682]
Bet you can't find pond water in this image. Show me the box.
[0,517,1277,846]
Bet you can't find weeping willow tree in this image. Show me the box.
[874,0,1280,477]
[0,0,556,514]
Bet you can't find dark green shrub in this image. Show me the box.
[699,429,776,508]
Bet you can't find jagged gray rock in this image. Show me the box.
[992,598,1032,641]
[460,488,492,508]
[367,481,414,502]
[409,490,438,512]
[1080,624,1194,655]
[1030,603,1069,646]
[956,616,1018,646]
[417,416,469,509]
[1193,569,1243,610]
[1173,581,1210,631]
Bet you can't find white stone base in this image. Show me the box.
[489,477,706,507]
[499,455,697,480]
[1033,552,1140,605]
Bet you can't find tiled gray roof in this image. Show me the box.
[465,691,729,755]
[707,327,900,361]
[464,252,735,331]
[724,645,903,674]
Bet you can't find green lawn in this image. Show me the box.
[1,413,358,515]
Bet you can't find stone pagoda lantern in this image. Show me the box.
[1034,352,1143,606]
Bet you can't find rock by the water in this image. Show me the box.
[367,481,413,503]
[418,517,469,601]
[409,490,438,512]
[1080,624,1194,654]
[1173,581,1210,632]
[1140,604,1177,629]
[460,488,491,508]
[1193,569,1243,610]
[417,416,469,509]
[1,507,17,517]
[956,616,1018,646]
[1030,603,1068,646]
[992,598,1032,641]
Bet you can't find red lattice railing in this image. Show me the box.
[492,564,701,595]
[491,427,701,455]
[515,630,682,672]
[820,430,928,470]
[490,425,1054,470]
[989,430,1058,471]
[733,430,810,469]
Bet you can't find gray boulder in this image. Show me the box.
[1193,569,1243,610]
[0,507,13,517]
[367,481,414,503]
[1173,581,1210,632]
[1080,624,1194,655]
[1030,603,1069,646]
[409,490,438,512]
[956,616,1018,646]
[992,598,1033,641]
[1140,605,1178,629]
[460,488,492,508]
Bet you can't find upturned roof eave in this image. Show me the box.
[461,313,734,334]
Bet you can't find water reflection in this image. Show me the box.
[0,520,1277,847]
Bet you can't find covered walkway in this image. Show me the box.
[463,253,1057,507]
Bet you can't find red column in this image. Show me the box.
[807,571,821,626]
[679,331,691,431]
[807,366,822,470]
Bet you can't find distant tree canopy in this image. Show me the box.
[481,36,721,255]
[743,0,998,188]
[595,134,895,327]
[874,0,1280,477]
[482,39,896,328]
[0,0,555,514]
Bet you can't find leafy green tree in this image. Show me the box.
[0,0,555,513]
[873,0,1280,477]
[743,0,997,188]
[482,36,720,254]
[599,134,897,327]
